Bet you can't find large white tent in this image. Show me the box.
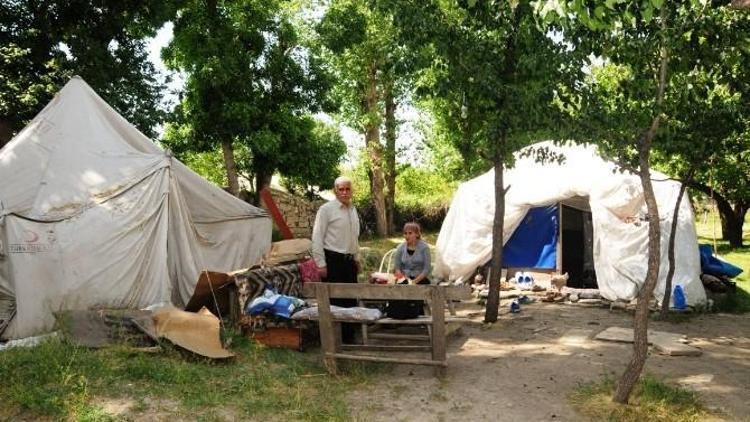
[0,77,272,339]
[435,141,706,306]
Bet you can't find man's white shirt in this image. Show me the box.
[311,199,360,267]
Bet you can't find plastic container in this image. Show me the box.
[673,284,687,310]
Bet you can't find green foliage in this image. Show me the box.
[395,165,455,211]
[347,157,456,232]
[0,0,177,142]
[540,0,750,245]
[280,119,347,194]
[177,148,232,187]
[316,0,403,131]
[380,0,586,169]
[163,0,342,191]
[0,336,375,420]
[570,375,712,422]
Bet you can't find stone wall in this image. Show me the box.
[260,188,324,239]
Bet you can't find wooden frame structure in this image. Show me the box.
[301,283,471,377]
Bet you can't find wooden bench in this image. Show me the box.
[301,282,471,377]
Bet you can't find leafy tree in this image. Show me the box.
[164,0,341,197]
[0,0,177,146]
[382,0,583,322]
[280,119,347,196]
[671,8,750,248]
[654,10,749,314]
[317,0,414,235]
[537,0,750,404]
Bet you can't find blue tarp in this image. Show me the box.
[503,205,558,269]
[699,244,743,278]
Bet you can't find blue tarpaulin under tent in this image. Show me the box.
[435,141,707,307]
[502,205,558,269]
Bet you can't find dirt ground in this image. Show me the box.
[346,299,750,422]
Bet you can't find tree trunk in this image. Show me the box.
[614,10,668,402]
[485,140,506,323]
[255,171,273,195]
[660,168,694,318]
[364,63,388,236]
[0,118,13,148]
[717,201,747,248]
[614,126,662,404]
[688,181,748,248]
[221,140,240,196]
[384,80,397,235]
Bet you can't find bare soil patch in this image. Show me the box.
[347,301,750,421]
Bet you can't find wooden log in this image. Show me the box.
[368,333,431,341]
[431,287,447,377]
[302,283,471,301]
[340,344,432,352]
[314,284,338,374]
[327,352,447,367]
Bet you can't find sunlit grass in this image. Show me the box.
[693,209,749,313]
[570,375,719,422]
[0,333,378,421]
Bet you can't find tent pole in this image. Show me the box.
[556,204,563,273]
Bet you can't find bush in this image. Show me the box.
[347,164,457,234]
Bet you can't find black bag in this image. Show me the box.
[384,278,429,319]
[385,300,423,320]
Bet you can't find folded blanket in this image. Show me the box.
[292,306,382,321]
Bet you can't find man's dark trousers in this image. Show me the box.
[323,249,358,343]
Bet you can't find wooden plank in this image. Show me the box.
[358,299,369,345]
[301,283,471,301]
[301,315,472,325]
[327,352,447,367]
[431,287,447,377]
[259,187,294,240]
[228,287,239,326]
[369,333,431,341]
[593,326,702,356]
[650,332,702,356]
[314,283,338,374]
[341,344,432,352]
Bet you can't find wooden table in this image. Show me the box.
[301,282,471,377]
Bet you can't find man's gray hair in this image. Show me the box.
[334,176,352,189]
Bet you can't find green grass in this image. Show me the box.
[0,334,378,421]
[570,375,716,422]
[694,210,750,313]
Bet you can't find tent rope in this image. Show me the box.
[708,165,718,254]
[203,270,227,338]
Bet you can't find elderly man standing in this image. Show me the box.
[312,176,360,343]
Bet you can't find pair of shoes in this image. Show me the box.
[518,295,533,305]
[510,301,521,313]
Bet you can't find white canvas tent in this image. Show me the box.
[435,141,706,306]
[0,77,272,339]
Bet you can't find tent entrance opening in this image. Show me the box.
[561,204,597,289]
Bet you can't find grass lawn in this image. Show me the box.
[0,333,379,421]
[570,375,713,422]
[694,210,749,313]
